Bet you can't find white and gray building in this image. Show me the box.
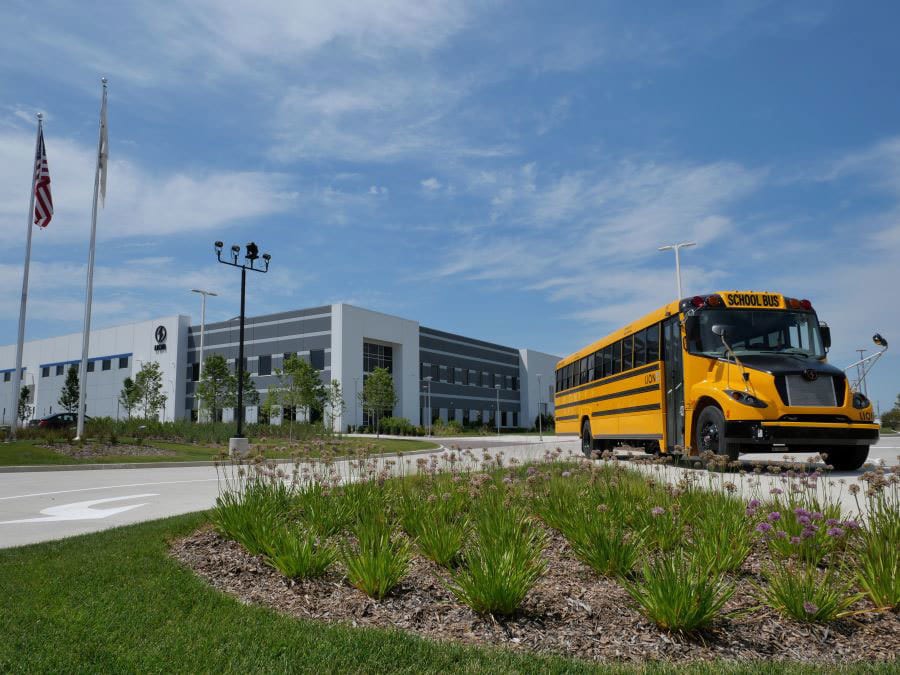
[2,304,558,430]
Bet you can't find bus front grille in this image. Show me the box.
[783,375,838,407]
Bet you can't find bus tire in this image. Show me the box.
[582,420,594,458]
[695,405,739,461]
[820,446,869,472]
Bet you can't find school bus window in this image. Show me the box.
[634,329,647,368]
[611,341,622,375]
[623,334,634,371]
[646,323,660,362]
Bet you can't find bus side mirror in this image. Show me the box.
[711,324,727,337]
[873,333,888,348]
[820,325,831,350]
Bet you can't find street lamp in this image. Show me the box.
[536,373,543,441]
[214,241,270,455]
[191,288,217,421]
[495,384,501,436]
[658,241,696,300]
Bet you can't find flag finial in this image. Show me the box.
[36,112,43,121]
[101,77,108,85]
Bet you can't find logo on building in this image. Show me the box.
[154,325,167,352]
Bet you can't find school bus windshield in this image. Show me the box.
[692,309,825,359]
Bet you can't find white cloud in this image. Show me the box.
[421,177,441,191]
[0,126,298,247]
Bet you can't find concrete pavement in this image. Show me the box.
[1,436,896,550]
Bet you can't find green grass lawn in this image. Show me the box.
[1,514,892,674]
[0,437,438,467]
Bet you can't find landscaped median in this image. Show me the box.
[1,451,897,672]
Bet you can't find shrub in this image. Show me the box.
[263,524,336,579]
[622,551,735,632]
[759,562,862,622]
[566,515,640,578]
[378,417,423,436]
[449,491,546,615]
[342,515,410,599]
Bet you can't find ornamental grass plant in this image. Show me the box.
[210,479,288,556]
[398,485,469,567]
[621,549,735,633]
[264,524,337,579]
[342,514,410,600]
[449,488,546,616]
[293,482,354,537]
[853,483,900,610]
[759,561,863,622]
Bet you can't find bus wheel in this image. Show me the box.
[820,446,869,471]
[695,406,738,461]
[581,420,594,458]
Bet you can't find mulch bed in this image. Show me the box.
[44,443,177,459]
[170,526,899,665]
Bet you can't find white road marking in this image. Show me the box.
[0,493,160,524]
[0,478,220,502]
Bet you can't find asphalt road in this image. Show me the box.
[1,436,896,550]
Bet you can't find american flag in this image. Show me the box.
[33,128,53,228]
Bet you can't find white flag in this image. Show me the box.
[98,87,109,206]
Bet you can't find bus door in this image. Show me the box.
[662,317,685,451]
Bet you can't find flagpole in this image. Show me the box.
[75,78,108,441]
[9,114,44,440]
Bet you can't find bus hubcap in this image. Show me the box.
[701,422,719,452]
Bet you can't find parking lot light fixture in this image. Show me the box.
[214,241,270,454]
[658,241,696,300]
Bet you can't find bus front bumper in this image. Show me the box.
[724,421,880,447]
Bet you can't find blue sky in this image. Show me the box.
[1,0,898,411]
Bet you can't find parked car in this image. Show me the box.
[33,413,90,429]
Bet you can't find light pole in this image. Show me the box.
[495,384,501,436]
[658,241,696,300]
[536,373,543,441]
[214,241,270,455]
[191,288,217,421]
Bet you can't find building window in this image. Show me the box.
[512,376,519,391]
[119,356,129,369]
[309,349,325,371]
[2,372,9,382]
[87,361,95,373]
[467,369,476,386]
[258,355,272,376]
[431,364,439,381]
[481,371,488,387]
[192,363,200,381]
[363,342,392,373]
[56,364,64,376]
[439,365,448,383]
[41,366,50,378]
[421,362,430,379]
[102,359,111,371]
[454,367,463,384]
[505,375,512,390]
[283,352,295,363]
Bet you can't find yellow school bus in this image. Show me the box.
[555,291,880,470]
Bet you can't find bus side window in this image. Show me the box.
[634,330,647,368]
[594,350,603,379]
[623,335,634,372]
[646,324,660,362]
[612,341,622,375]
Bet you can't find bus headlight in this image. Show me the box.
[852,392,870,409]
[725,390,768,408]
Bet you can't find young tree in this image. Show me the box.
[17,385,33,424]
[58,365,80,414]
[271,356,324,439]
[325,378,347,435]
[134,361,167,420]
[195,355,231,422]
[882,393,900,430]
[358,367,397,437]
[228,369,260,414]
[118,377,140,419]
